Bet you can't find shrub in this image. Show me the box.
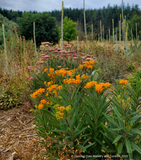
[128,70,141,87]
[17,12,59,46]
[60,16,77,42]
[0,14,17,47]
[0,76,29,110]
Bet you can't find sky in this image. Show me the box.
[0,0,141,12]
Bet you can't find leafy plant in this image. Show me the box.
[60,16,77,43]
[128,70,141,87]
[100,79,141,159]
[17,12,59,46]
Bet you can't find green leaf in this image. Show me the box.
[118,143,123,155]
[52,144,64,148]
[125,137,132,154]
[110,127,124,131]
[83,137,91,146]
[132,143,141,154]
[111,105,122,120]
[113,135,123,144]
[73,126,88,138]
[75,145,86,151]
[51,129,67,134]
[85,142,95,149]
[103,113,118,127]
[128,115,141,123]
[130,128,141,135]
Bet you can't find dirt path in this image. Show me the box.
[0,102,46,160]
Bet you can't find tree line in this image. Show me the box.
[0,3,141,40]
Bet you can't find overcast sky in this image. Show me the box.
[0,0,141,12]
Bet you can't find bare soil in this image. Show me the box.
[0,102,46,160]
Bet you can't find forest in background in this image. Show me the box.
[0,3,141,38]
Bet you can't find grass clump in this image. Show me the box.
[0,76,29,110]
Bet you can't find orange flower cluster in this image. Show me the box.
[58,85,63,90]
[44,68,48,72]
[30,88,45,98]
[49,68,54,74]
[95,82,111,93]
[79,64,83,69]
[40,99,50,105]
[84,81,97,89]
[64,78,80,85]
[79,60,95,70]
[85,60,95,69]
[84,81,111,93]
[46,68,76,81]
[55,69,75,78]
[47,81,53,86]
[58,106,66,112]
[64,74,88,85]
[119,79,129,85]
[46,84,58,96]
[38,103,44,110]
[47,84,57,92]
[35,103,44,110]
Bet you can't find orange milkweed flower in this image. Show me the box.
[58,85,63,90]
[44,68,48,72]
[38,103,43,110]
[79,64,83,69]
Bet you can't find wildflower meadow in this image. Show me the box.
[0,1,141,160]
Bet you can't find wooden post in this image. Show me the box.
[109,29,110,42]
[131,28,133,43]
[100,21,102,42]
[136,23,137,40]
[2,24,8,73]
[61,1,64,50]
[119,20,121,44]
[112,19,114,43]
[33,22,38,60]
[120,14,121,42]
[77,36,79,48]
[91,24,93,41]
[83,0,88,53]
[122,0,124,22]
[103,25,104,41]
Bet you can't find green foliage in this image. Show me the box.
[60,17,77,42]
[127,15,141,40]
[0,14,17,47]
[86,24,92,33]
[29,54,141,159]
[127,63,135,72]
[17,12,59,46]
[30,65,99,158]
[101,80,141,159]
[0,4,141,35]
[83,85,111,155]
[128,70,141,87]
